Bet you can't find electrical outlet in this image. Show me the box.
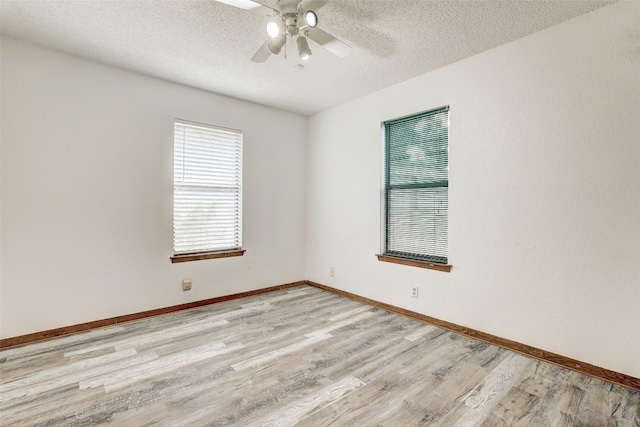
[182,279,192,291]
[411,286,419,298]
[330,267,335,277]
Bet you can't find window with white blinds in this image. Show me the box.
[383,106,449,264]
[173,120,242,255]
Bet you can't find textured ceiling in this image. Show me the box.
[0,0,615,116]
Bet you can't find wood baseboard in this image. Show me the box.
[3,279,637,392]
[0,281,305,350]
[306,281,640,392]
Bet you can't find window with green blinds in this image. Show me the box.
[173,119,242,255]
[384,106,449,264]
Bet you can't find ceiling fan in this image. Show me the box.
[215,0,352,63]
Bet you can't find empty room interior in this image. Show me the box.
[1,0,639,425]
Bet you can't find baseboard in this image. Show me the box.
[3,279,637,392]
[0,280,306,350]
[306,281,640,392]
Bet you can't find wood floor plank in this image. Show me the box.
[480,385,540,426]
[1,350,157,403]
[294,373,415,426]
[455,353,532,425]
[410,363,491,425]
[109,402,169,427]
[81,342,244,393]
[1,285,638,427]
[258,375,364,427]
[231,334,332,372]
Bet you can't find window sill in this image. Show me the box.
[171,250,245,263]
[376,254,452,272]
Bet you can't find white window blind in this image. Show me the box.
[173,120,242,255]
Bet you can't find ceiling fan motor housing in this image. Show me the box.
[284,14,299,35]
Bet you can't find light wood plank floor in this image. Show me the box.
[1,285,638,426]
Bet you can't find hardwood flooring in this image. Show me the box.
[1,285,638,426]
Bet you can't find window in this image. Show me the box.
[382,106,449,268]
[172,119,243,262]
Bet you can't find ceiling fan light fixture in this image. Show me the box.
[268,34,286,54]
[304,10,317,28]
[297,35,312,60]
[266,20,281,38]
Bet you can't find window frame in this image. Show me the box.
[170,119,244,263]
[379,106,451,272]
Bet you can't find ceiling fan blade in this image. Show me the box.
[251,40,272,63]
[299,0,329,12]
[215,0,274,16]
[306,27,352,58]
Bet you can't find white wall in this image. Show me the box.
[0,37,307,338]
[306,1,640,378]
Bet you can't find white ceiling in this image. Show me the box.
[0,0,615,116]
